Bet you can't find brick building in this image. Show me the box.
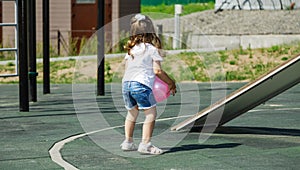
[0,0,140,54]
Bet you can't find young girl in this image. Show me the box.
[120,14,176,155]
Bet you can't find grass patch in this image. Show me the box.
[229,60,236,65]
[141,2,214,19]
[1,42,299,84]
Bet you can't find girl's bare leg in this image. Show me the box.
[125,106,139,142]
[142,107,157,144]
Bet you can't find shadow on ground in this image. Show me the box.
[163,143,241,154]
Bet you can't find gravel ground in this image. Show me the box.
[155,9,300,35]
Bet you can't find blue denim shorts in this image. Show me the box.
[122,81,156,110]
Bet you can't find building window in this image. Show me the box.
[76,0,95,4]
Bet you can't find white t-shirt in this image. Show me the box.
[122,43,163,89]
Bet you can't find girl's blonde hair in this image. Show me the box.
[124,14,162,56]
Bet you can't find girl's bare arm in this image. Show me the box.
[153,61,176,95]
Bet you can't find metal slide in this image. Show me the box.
[171,54,300,131]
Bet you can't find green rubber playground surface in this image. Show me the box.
[0,83,299,170]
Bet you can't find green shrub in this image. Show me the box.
[229,60,236,65]
[267,45,280,53]
[6,62,15,67]
[239,46,248,55]
[141,2,214,19]
[226,71,246,81]
[219,51,229,62]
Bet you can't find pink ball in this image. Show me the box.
[153,76,170,102]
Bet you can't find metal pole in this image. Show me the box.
[43,0,50,94]
[18,0,29,111]
[97,0,105,96]
[57,30,60,56]
[173,14,180,49]
[173,4,182,49]
[28,0,37,102]
[14,1,19,76]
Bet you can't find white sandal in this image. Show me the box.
[138,142,163,155]
[120,140,137,151]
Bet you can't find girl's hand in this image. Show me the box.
[168,80,177,96]
[153,61,177,95]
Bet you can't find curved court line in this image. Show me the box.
[49,107,300,169]
[248,107,300,112]
[48,114,193,170]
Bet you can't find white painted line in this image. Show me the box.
[48,114,193,169]
[267,104,284,107]
[49,107,300,169]
[249,107,300,112]
[49,134,86,170]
